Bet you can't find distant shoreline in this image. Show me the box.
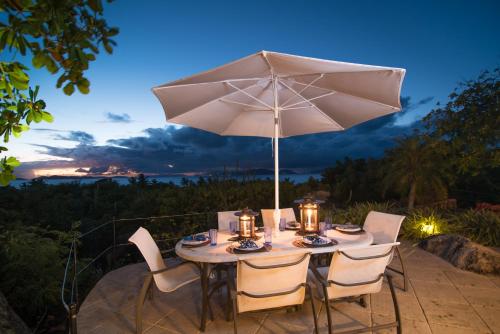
[9,173,322,188]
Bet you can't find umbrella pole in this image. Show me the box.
[273,76,281,235]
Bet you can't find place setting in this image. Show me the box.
[293,234,338,248]
[181,233,210,248]
[333,224,365,235]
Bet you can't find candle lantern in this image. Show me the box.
[235,208,258,239]
[295,196,324,235]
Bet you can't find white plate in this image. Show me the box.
[233,241,264,251]
[302,236,331,245]
[336,225,361,232]
[182,238,208,245]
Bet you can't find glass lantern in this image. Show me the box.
[295,196,324,235]
[235,208,258,239]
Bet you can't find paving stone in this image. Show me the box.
[407,268,452,285]
[371,291,426,321]
[470,304,500,333]
[459,286,500,309]
[419,298,490,331]
[411,280,468,305]
[444,270,498,289]
[428,322,493,334]
[372,313,431,333]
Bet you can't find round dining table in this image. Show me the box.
[175,229,373,331]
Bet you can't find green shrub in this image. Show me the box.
[400,209,450,241]
[451,209,500,247]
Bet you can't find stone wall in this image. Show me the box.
[420,234,500,274]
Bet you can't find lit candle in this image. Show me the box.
[306,208,312,231]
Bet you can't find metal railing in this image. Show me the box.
[60,212,217,333]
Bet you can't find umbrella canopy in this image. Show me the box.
[152,51,406,228]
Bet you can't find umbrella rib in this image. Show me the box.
[282,91,337,109]
[278,79,344,130]
[167,81,266,124]
[280,74,324,107]
[225,81,273,110]
[220,98,271,111]
[290,80,401,110]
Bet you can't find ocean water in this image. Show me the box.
[9,173,322,188]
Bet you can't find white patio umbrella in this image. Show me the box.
[152,51,405,229]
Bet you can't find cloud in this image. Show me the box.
[105,112,132,123]
[54,131,96,145]
[21,95,434,178]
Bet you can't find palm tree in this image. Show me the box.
[383,135,448,210]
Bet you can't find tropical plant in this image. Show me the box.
[322,201,396,226]
[400,208,450,241]
[451,209,500,247]
[0,0,118,185]
[382,135,450,210]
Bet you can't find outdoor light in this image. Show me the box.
[295,196,324,235]
[421,223,436,236]
[235,208,258,239]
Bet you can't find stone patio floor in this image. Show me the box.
[77,242,500,333]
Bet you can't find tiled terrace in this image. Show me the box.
[78,242,500,333]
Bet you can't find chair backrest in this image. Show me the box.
[261,208,297,228]
[218,210,238,231]
[128,227,166,274]
[326,243,398,299]
[236,251,310,313]
[362,211,405,244]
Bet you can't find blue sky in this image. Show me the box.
[8,0,500,178]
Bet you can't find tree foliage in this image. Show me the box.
[383,135,450,209]
[424,68,500,175]
[0,0,118,185]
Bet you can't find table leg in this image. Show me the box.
[200,262,209,332]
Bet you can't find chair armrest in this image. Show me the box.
[149,261,198,275]
[309,262,328,288]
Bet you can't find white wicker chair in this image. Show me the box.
[129,227,200,333]
[310,243,402,334]
[362,211,408,290]
[228,251,317,334]
[260,208,297,228]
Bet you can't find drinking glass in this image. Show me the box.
[325,216,333,231]
[229,220,237,234]
[319,222,326,236]
[209,229,218,246]
[264,226,272,245]
[279,217,286,231]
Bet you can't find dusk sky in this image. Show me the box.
[10,0,500,178]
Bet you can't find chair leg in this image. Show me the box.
[396,246,409,292]
[307,284,319,334]
[136,275,152,334]
[387,274,402,334]
[323,285,333,334]
[225,270,233,321]
[232,295,238,334]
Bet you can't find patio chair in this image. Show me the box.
[362,211,408,291]
[228,251,318,334]
[261,208,297,228]
[129,227,200,334]
[218,210,239,231]
[310,243,402,334]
